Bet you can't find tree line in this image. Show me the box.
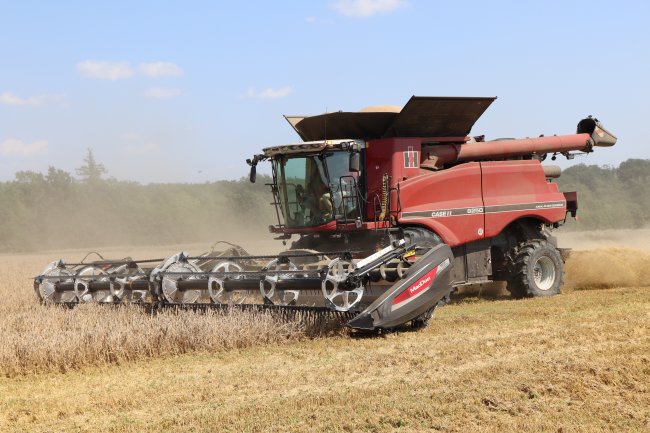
[557,159,650,230]
[1,151,648,252]
[0,150,276,252]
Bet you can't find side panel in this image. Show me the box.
[365,138,422,221]
[481,160,567,238]
[398,163,485,246]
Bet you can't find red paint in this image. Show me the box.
[481,160,566,238]
[398,162,485,246]
[396,159,567,246]
[428,133,591,166]
[365,137,422,221]
[270,220,390,235]
[274,130,593,243]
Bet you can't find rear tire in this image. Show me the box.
[506,239,564,298]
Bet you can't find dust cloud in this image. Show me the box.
[558,229,650,289]
[564,248,650,289]
[454,229,650,299]
[0,178,279,254]
[557,228,650,253]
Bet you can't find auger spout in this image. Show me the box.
[426,116,617,167]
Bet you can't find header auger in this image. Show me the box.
[35,96,617,332]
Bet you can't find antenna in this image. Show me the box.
[324,106,327,141]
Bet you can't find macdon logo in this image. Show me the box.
[409,276,431,295]
[391,267,437,307]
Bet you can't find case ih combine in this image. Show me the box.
[34,96,616,331]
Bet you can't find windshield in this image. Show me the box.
[274,152,360,228]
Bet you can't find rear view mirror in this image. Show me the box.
[249,165,257,183]
[349,152,360,173]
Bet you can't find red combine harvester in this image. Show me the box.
[35,96,616,331]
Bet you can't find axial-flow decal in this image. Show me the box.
[401,201,565,220]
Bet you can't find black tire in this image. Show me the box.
[411,306,435,329]
[403,227,450,329]
[506,239,564,298]
[410,293,452,329]
[403,226,442,251]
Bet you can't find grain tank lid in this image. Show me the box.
[284,112,397,142]
[383,96,497,138]
[284,96,497,142]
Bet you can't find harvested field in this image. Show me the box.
[0,235,649,432]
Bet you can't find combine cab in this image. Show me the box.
[35,96,617,331]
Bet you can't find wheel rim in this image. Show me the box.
[37,264,76,303]
[321,258,363,312]
[533,256,556,291]
[161,261,203,304]
[208,260,244,304]
[110,263,146,302]
[259,258,301,305]
[75,266,111,303]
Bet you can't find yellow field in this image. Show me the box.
[0,244,649,432]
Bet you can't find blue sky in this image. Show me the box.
[1,0,648,182]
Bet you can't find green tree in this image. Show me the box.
[14,170,46,184]
[46,167,74,187]
[76,148,107,183]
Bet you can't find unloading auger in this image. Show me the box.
[34,239,456,331]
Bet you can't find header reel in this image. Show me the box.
[34,239,455,331]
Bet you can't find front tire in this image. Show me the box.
[410,293,451,329]
[403,227,450,329]
[506,239,564,298]
[411,306,435,329]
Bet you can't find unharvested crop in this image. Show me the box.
[1,243,649,378]
[0,252,345,377]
